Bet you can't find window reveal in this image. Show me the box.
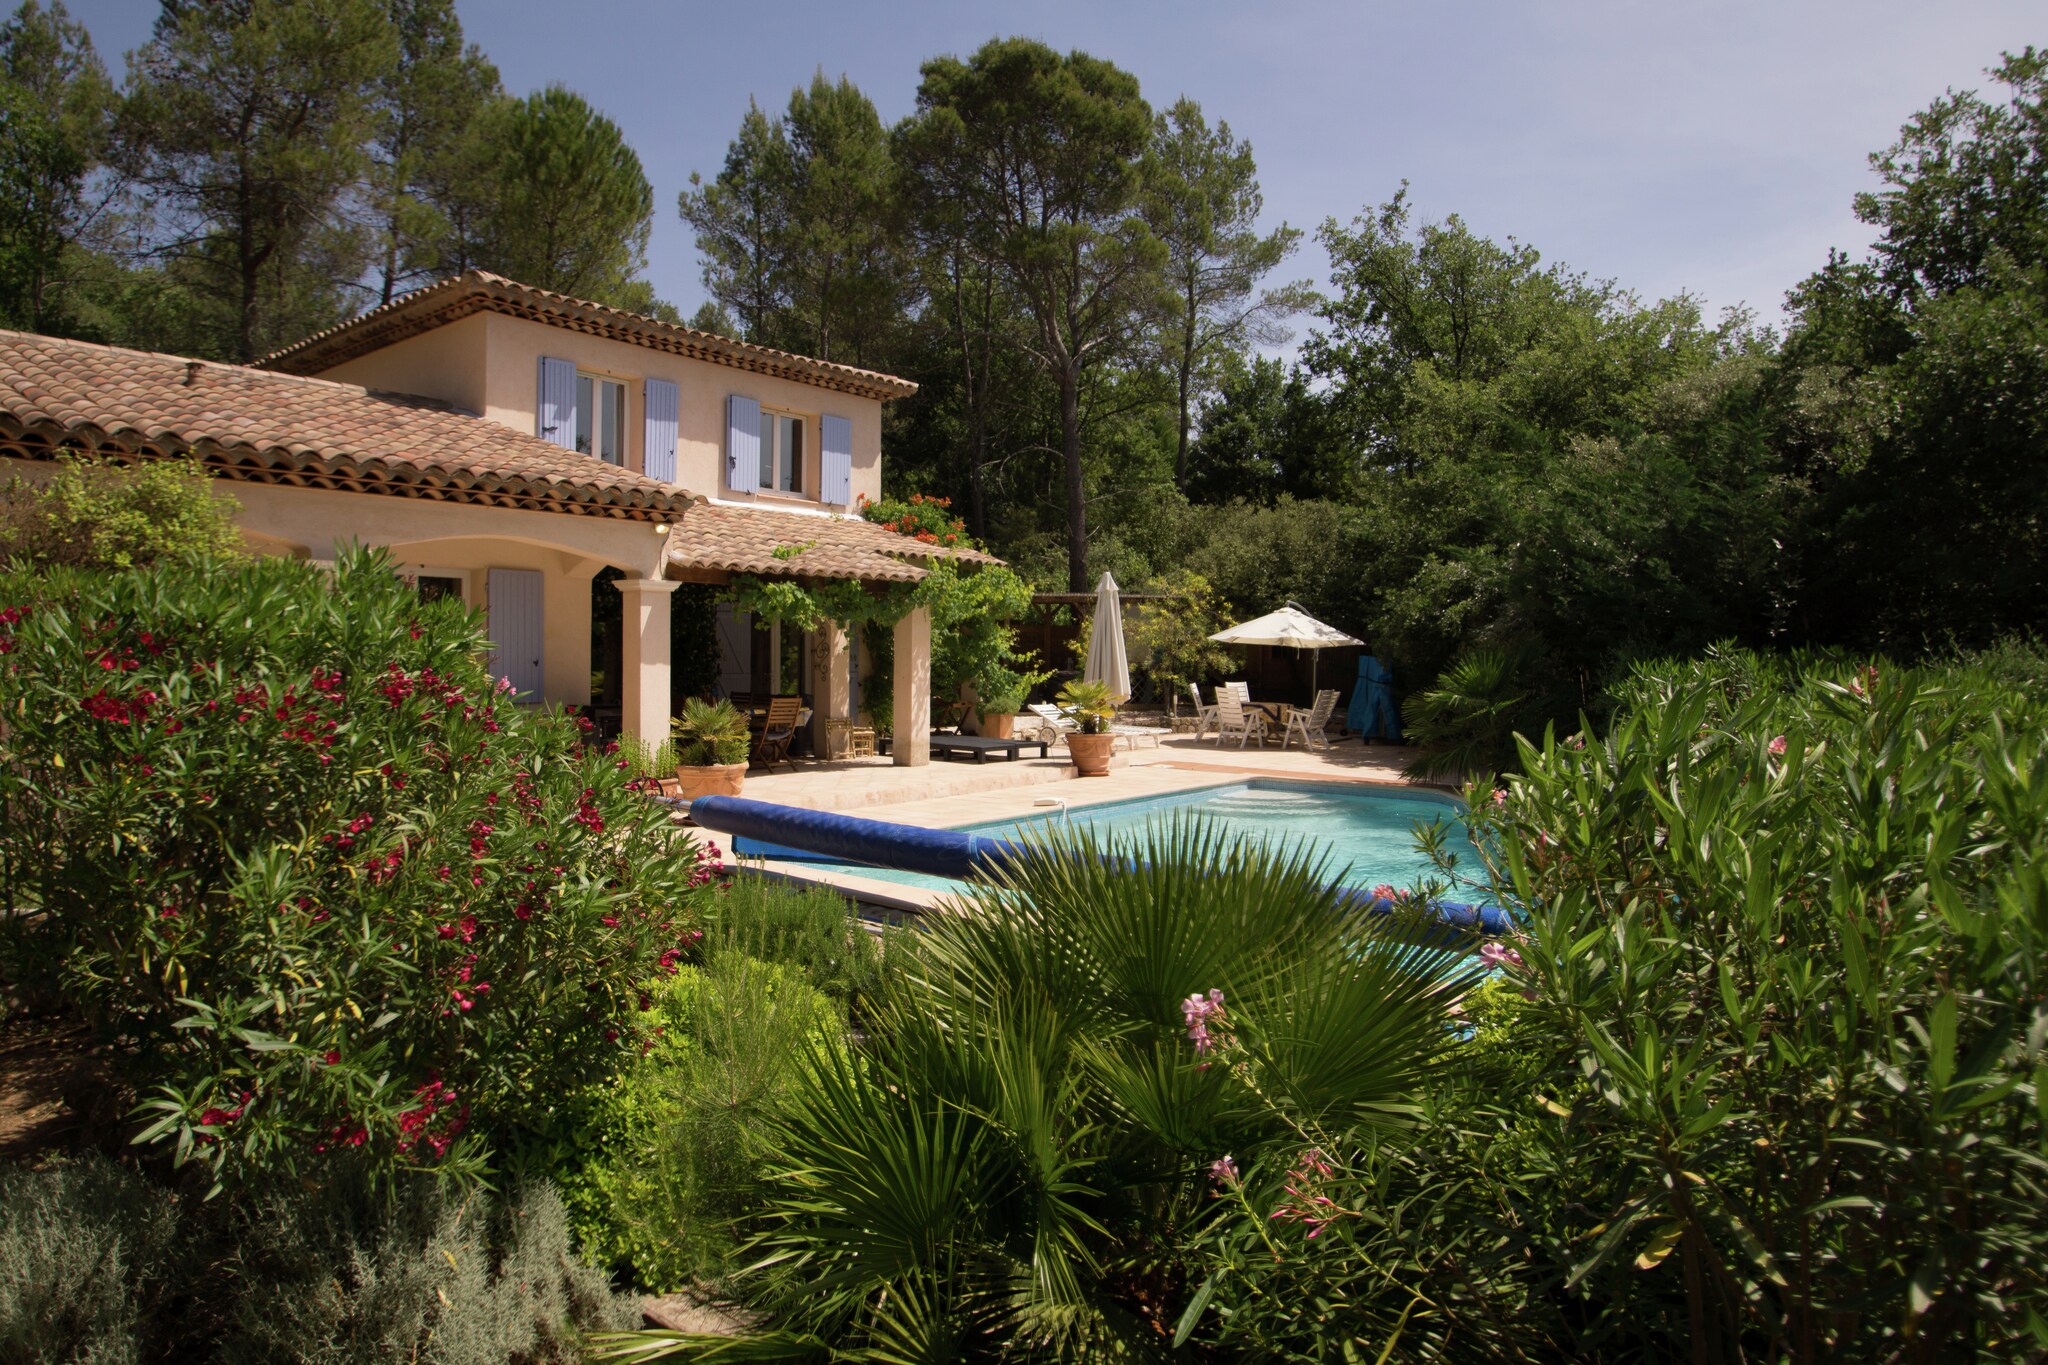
[756,409,804,493]
[576,374,626,464]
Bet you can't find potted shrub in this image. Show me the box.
[973,664,1046,741]
[671,697,752,799]
[1057,679,1118,777]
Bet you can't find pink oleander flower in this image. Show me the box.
[1208,1155,1238,1186]
[1491,787,1507,806]
[1479,940,1525,970]
[1372,883,1398,902]
[1182,988,1227,1054]
[1768,735,1788,756]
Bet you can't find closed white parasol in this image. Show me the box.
[1208,601,1362,698]
[1083,571,1132,703]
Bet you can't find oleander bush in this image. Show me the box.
[1187,650,2048,1362]
[0,1155,634,1364]
[0,547,718,1190]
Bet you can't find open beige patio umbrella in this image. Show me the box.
[1082,571,1132,702]
[1208,601,1362,698]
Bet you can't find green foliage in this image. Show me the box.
[1054,676,1116,734]
[0,547,714,1190]
[1471,653,2048,1357]
[1142,97,1315,487]
[0,1155,181,1364]
[671,697,751,767]
[0,454,244,570]
[1122,568,1236,706]
[568,955,841,1291]
[1191,651,2048,1361]
[363,0,503,303]
[678,72,906,365]
[703,873,883,1010]
[728,500,1042,714]
[0,1,119,335]
[697,821,1474,1359]
[1399,642,1550,782]
[1184,354,1344,504]
[118,0,397,360]
[858,490,970,547]
[898,37,1163,591]
[0,1156,633,1363]
[464,84,656,309]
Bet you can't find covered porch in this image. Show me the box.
[221,486,954,767]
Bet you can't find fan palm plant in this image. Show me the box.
[596,818,1478,1362]
[1400,644,1544,783]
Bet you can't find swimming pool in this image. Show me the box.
[735,779,1472,896]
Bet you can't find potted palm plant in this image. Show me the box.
[670,697,752,799]
[1058,678,1118,777]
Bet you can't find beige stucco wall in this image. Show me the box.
[313,312,491,415]
[303,312,886,509]
[222,481,670,712]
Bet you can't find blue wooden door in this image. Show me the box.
[487,569,544,701]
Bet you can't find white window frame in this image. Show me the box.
[576,372,628,465]
[757,407,806,495]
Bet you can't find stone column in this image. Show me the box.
[892,605,931,767]
[614,578,680,753]
[813,621,850,758]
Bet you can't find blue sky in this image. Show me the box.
[66,1,2043,341]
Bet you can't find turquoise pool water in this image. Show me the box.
[744,779,1471,896]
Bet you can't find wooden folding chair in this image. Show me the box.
[752,695,804,772]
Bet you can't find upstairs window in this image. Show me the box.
[758,409,805,494]
[576,374,626,465]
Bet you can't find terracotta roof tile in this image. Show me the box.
[666,501,998,584]
[259,271,920,402]
[0,329,689,520]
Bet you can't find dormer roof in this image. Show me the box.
[256,270,919,403]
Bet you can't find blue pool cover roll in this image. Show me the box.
[687,795,1511,936]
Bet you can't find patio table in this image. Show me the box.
[1249,701,1292,743]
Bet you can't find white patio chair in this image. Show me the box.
[1109,720,1161,750]
[1282,689,1340,751]
[1214,691,1267,748]
[1186,682,1218,739]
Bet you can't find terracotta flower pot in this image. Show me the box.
[1067,731,1115,777]
[674,762,747,800]
[981,712,1017,740]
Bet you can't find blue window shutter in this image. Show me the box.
[644,379,679,483]
[726,394,761,492]
[537,357,576,449]
[820,414,853,506]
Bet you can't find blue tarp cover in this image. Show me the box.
[1346,654,1402,743]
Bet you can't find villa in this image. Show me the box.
[0,271,992,763]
